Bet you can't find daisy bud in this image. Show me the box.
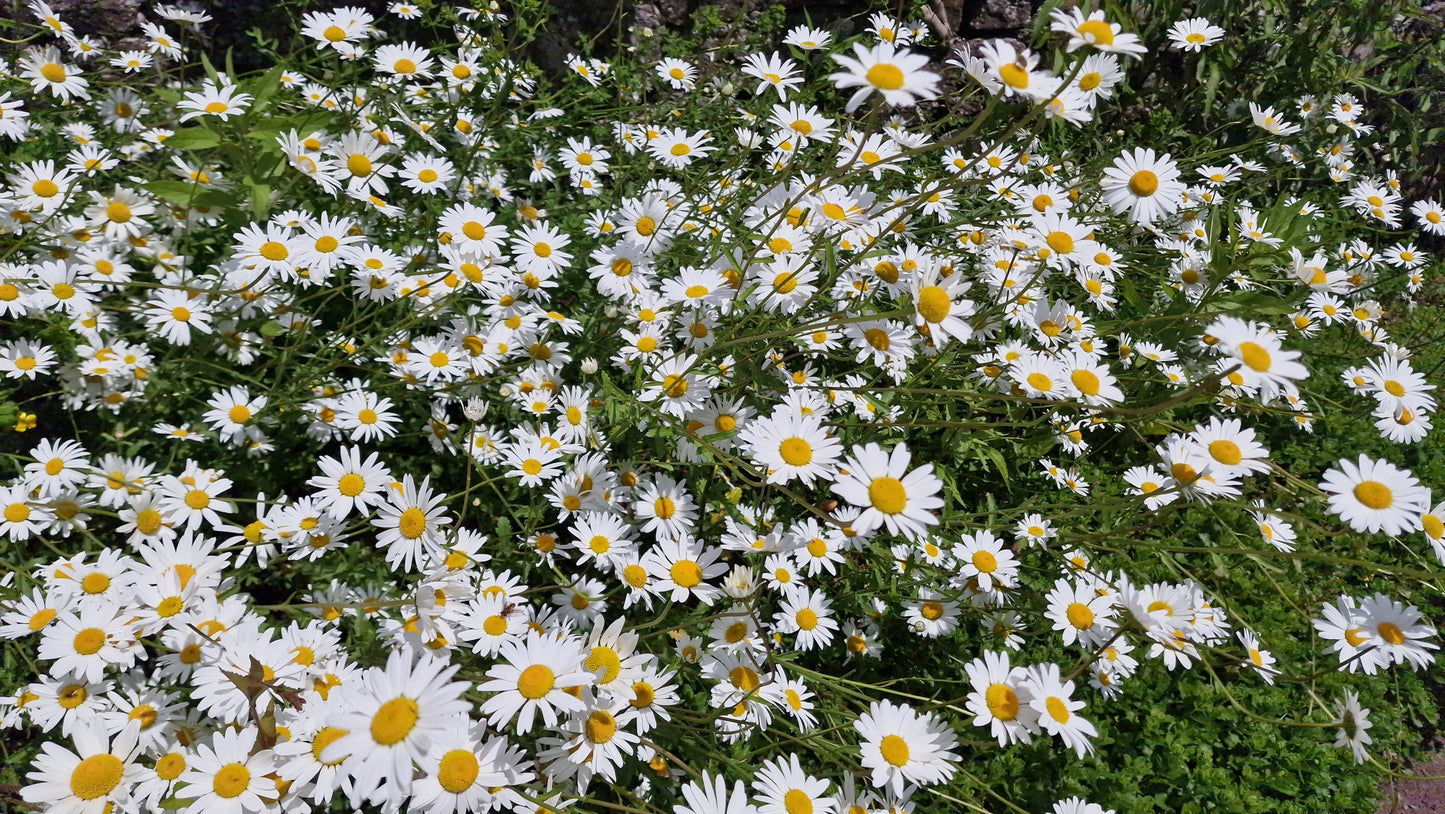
[580,357,598,374]
[722,565,758,598]
[461,397,488,421]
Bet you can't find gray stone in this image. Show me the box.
[966,0,1032,32]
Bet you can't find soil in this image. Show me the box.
[1378,751,1445,813]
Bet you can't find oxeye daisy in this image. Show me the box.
[773,588,838,651]
[37,607,138,682]
[176,79,253,122]
[307,445,392,520]
[647,127,716,169]
[1237,629,1280,684]
[374,42,434,79]
[21,717,142,814]
[1357,592,1438,670]
[740,51,803,100]
[478,631,595,734]
[371,474,452,573]
[954,530,1018,593]
[1024,662,1097,757]
[20,46,90,101]
[783,24,831,51]
[176,727,275,814]
[411,726,519,814]
[1168,17,1226,51]
[829,42,940,113]
[1099,147,1184,226]
[964,650,1038,746]
[643,536,727,604]
[854,699,960,795]
[752,753,834,814]
[1044,577,1117,648]
[656,57,697,90]
[738,410,841,486]
[1319,455,1427,537]
[1206,315,1309,399]
[1048,7,1147,57]
[902,589,960,638]
[677,772,758,814]
[910,265,976,348]
[831,442,943,541]
[321,649,470,801]
[1333,691,1373,764]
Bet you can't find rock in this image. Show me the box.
[0,0,144,46]
[964,0,1032,33]
[47,0,144,40]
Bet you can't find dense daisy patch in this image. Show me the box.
[0,1,1442,813]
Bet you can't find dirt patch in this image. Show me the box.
[1378,751,1445,813]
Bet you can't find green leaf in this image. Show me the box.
[245,64,287,114]
[141,180,234,208]
[163,127,222,150]
[248,182,271,220]
[259,320,286,337]
[199,51,221,85]
[1204,61,1222,115]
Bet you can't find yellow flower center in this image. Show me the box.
[69,754,124,800]
[866,63,905,90]
[517,664,555,699]
[370,697,419,745]
[156,751,187,779]
[879,734,910,766]
[1077,19,1115,45]
[779,437,813,466]
[1129,170,1159,197]
[1237,341,1271,372]
[1353,481,1392,510]
[1046,696,1071,723]
[438,749,480,792]
[1067,602,1095,629]
[1377,621,1406,646]
[972,550,998,573]
[59,683,88,708]
[969,684,1014,727]
[213,763,251,798]
[670,560,703,587]
[586,709,618,743]
[778,790,814,814]
[1071,369,1101,395]
[868,476,907,514]
[397,507,428,539]
[73,627,106,655]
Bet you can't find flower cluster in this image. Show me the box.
[0,1,1440,813]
